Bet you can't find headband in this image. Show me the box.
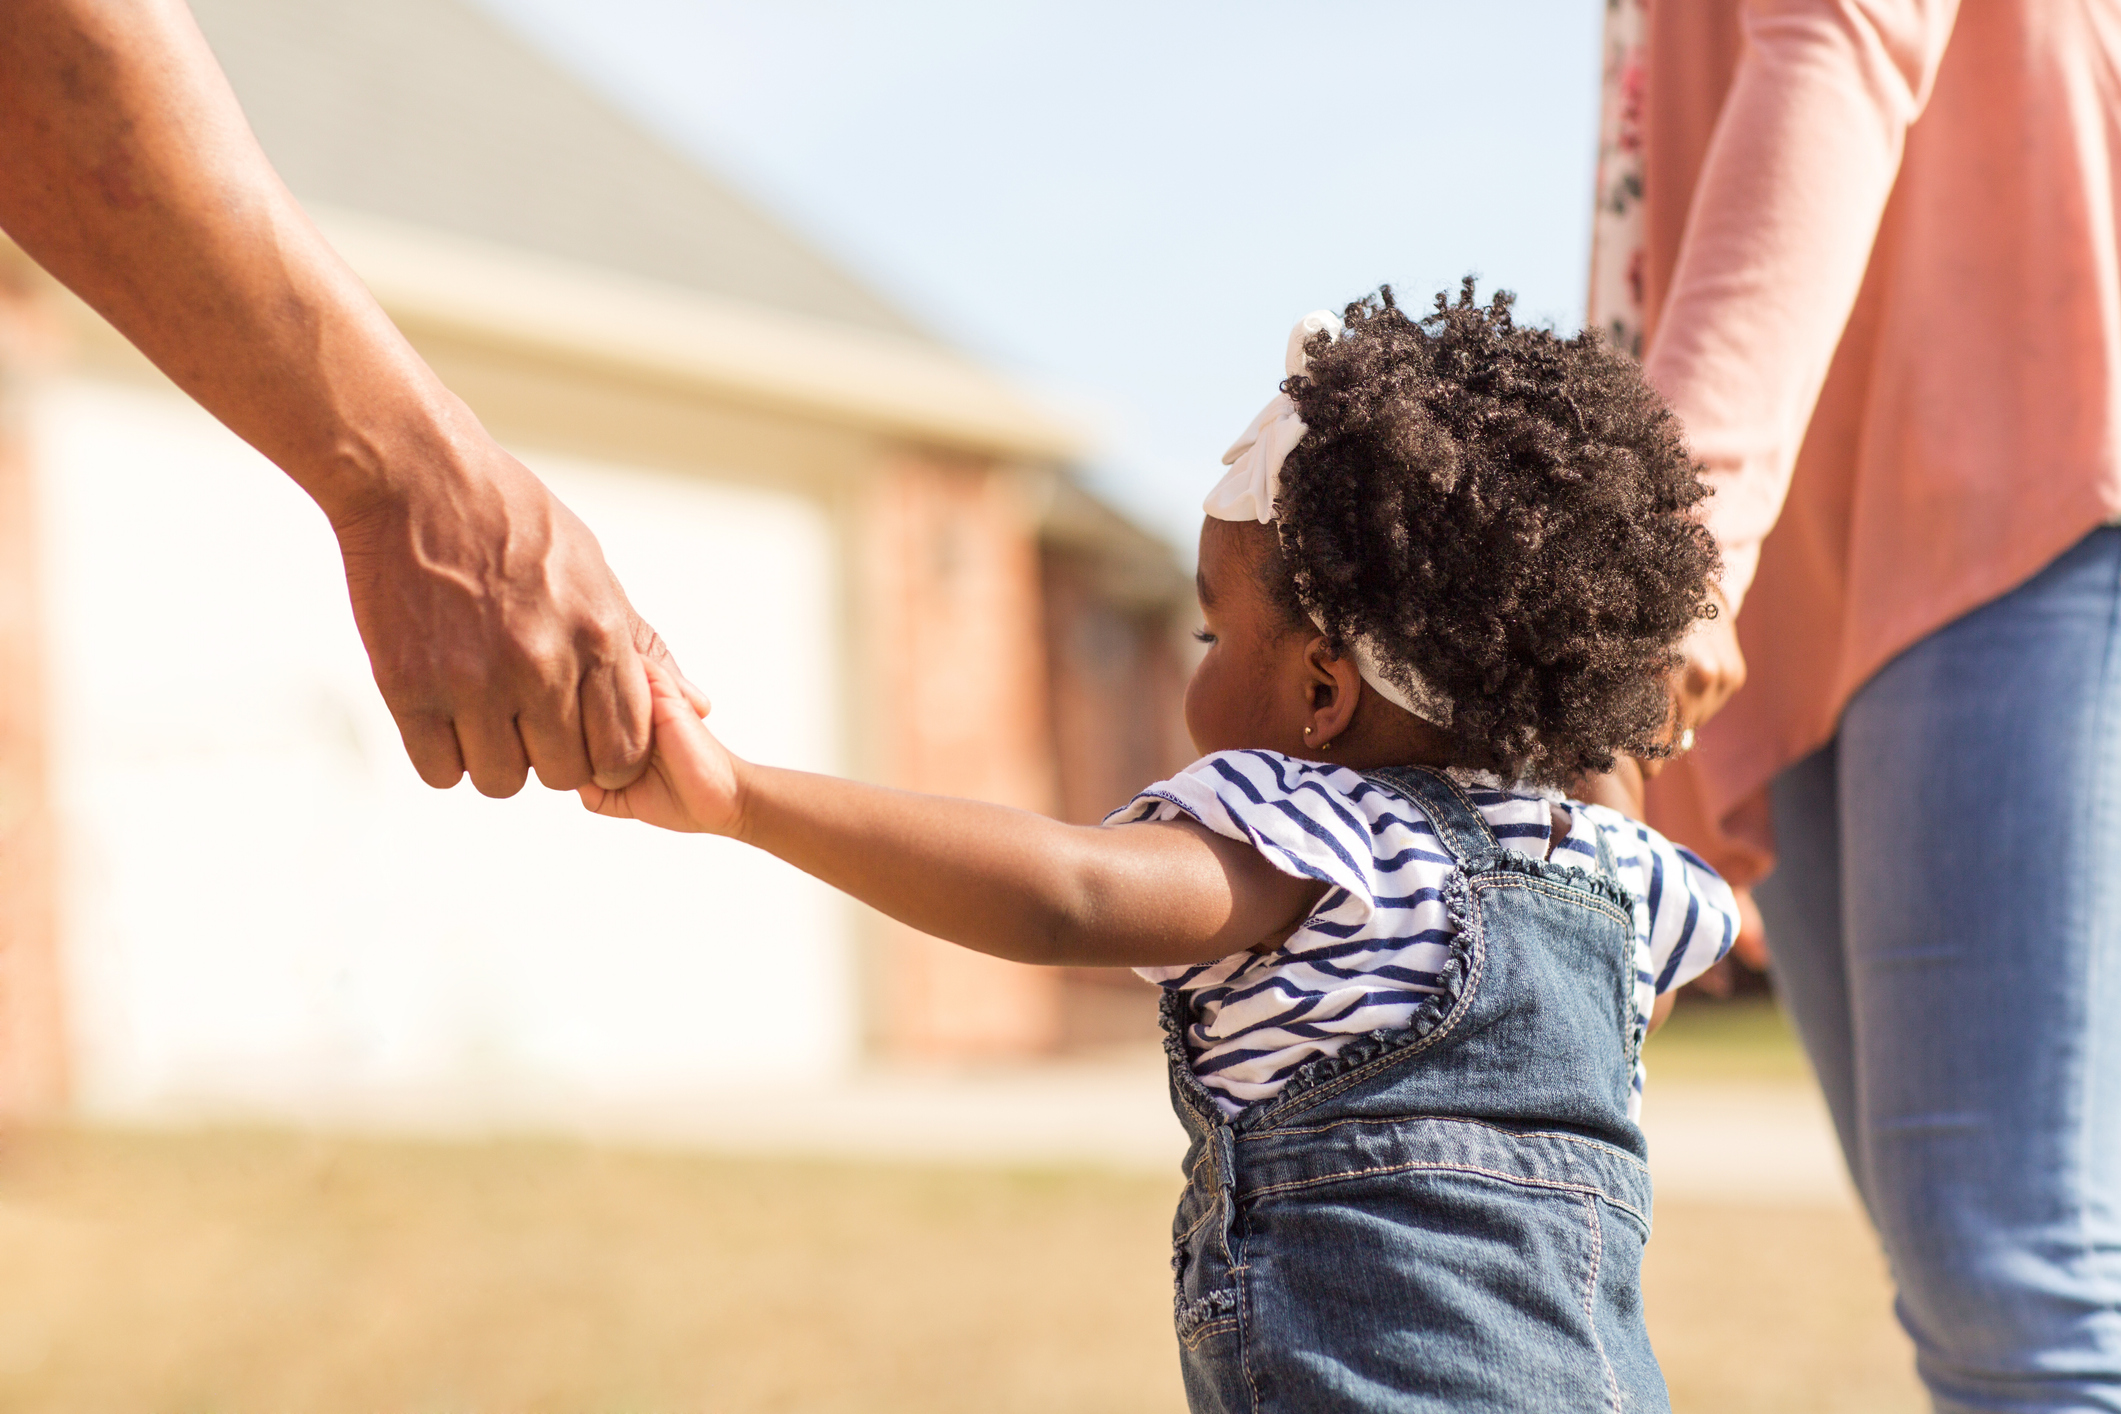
[1202,310,1453,729]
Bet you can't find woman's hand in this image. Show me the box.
[577,662,743,836]
[1644,585,1747,778]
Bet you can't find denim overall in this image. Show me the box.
[1164,766,1667,1413]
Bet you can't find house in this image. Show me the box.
[0,0,1191,1126]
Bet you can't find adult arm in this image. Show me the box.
[581,667,1329,968]
[1650,0,1962,728]
[0,0,697,796]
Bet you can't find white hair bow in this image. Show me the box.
[1201,309,1453,729]
[1202,310,1342,523]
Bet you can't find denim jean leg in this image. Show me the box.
[1755,739,1868,1213]
[1837,529,2121,1412]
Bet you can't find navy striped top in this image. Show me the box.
[1110,750,1738,1118]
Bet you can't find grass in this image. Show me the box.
[1644,993,1817,1085]
[0,1122,1918,1413]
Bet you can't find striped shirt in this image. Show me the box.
[1111,750,1738,1118]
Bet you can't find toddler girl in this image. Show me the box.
[583,284,1738,1413]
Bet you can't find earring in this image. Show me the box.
[1305,726,1330,751]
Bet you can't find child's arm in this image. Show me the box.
[579,667,1328,968]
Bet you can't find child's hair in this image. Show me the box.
[1265,280,1720,787]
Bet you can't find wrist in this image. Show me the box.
[726,757,765,844]
[304,387,494,539]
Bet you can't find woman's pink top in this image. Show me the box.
[1634,0,2121,882]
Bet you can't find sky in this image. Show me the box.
[468,0,1606,553]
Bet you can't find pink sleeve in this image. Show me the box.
[1643,0,1961,611]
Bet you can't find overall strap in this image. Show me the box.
[1590,804,1619,881]
[1362,766,1498,869]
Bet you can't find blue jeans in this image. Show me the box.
[1758,529,2121,1413]
[1167,767,1668,1412]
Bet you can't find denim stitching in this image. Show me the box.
[1400,768,1500,863]
[1475,847,1639,915]
[1175,1287,1238,1347]
[1249,767,1495,1126]
[1238,871,1629,1133]
[1577,1191,1623,1414]
[1238,1157,1651,1230]
[1476,875,1633,932]
[1174,1196,1220,1248]
[1245,1114,1651,1179]
[1598,1192,1652,1242]
[1180,1315,1238,1352]
[1236,1252,1264,1414]
[1215,766,1631,1134]
[1240,872,1488,1132]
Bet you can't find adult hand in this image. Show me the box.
[1582,586,1768,967]
[335,441,710,796]
[1642,585,1766,962]
[0,0,707,795]
[1640,585,1747,779]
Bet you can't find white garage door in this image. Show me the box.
[35,377,856,1129]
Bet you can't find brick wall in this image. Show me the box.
[857,454,1064,1058]
[854,460,1197,1061]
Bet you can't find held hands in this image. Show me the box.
[1641,584,1747,782]
[1575,584,1765,967]
[1582,585,1750,815]
[575,660,744,836]
[333,440,711,798]
[1653,587,1766,966]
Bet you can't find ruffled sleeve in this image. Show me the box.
[1108,750,1389,893]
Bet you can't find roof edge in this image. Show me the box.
[313,207,1084,463]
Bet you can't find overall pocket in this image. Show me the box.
[1233,1163,1653,1413]
[1170,1145,1240,1352]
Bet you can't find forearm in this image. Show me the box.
[730,764,1293,968]
[1645,0,1960,610]
[0,0,472,525]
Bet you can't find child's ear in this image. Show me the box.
[1301,636,1363,749]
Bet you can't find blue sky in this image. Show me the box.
[471,1,1606,552]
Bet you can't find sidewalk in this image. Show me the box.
[523,1045,1856,1207]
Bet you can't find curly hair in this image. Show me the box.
[1264,281,1720,787]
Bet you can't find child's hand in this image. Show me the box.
[577,660,744,835]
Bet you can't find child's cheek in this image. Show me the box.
[1181,651,1221,756]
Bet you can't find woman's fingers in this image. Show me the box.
[1641,595,1749,781]
[1730,885,1769,969]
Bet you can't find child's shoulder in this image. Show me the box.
[1114,752,1551,849]
[1561,798,1724,877]
[1111,751,1455,895]
[1113,749,1367,825]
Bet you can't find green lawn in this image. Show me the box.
[1645,993,1817,1085]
